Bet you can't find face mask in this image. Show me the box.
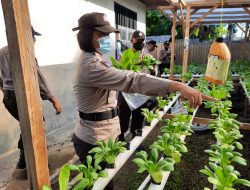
[97,36,112,54]
[147,46,155,52]
[133,42,144,51]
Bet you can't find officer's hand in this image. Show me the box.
[169,81,217,108]
[49,96,62,114]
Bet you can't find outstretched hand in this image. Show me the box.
[169,81,217,108]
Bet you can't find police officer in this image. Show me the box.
[118,31,157,142]
[72,12,216,165]
[159,41,172,74]
[144,40,158,60]
[0,27,62,170]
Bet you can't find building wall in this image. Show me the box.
[0,0,146,155]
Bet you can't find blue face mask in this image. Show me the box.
[97,36,112,54]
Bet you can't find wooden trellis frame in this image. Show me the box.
[155,0,250,79]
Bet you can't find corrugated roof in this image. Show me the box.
[156,0,250,24]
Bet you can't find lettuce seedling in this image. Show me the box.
[161,119,193,136]
[133,148,175,184]
[208,117,241,132]
[156,96,170,110]
[57,155,107,190]
[205,144,246,167]
[141,108,161,124]
[89,138,127,167]
[151,133,187,163]
[200,162,250,190]
[213,128,243,149]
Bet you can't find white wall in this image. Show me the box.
[0,0,146,66]
[0,0,146,155]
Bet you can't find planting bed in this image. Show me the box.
[112,83,250,190]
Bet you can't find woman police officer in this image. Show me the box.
[71,12,216,164]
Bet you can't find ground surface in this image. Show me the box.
[0,123,75,190]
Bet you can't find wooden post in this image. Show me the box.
[182,4,190,81]
[170,8,177,79]
[245,22,249,42]
[1,0,50,189]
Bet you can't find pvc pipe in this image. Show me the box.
[91,95,180,190]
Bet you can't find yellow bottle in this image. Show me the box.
[205,37,231,85]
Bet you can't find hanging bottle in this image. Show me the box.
[205,37,231,85]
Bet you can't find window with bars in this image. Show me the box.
[114,2,137,30]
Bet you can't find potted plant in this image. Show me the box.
[89,138,127,168]
[150,133,187,163]
[141,108,161,126]
[133,148,175,185]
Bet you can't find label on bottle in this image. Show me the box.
[205,55,230,84]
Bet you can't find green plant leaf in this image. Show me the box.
[231,156,247,166]
[88,147,103,154]
[72,178,89,190]
[59,164,70,190]
[99,171,108,178]
[150,172,163,184]
[234,179,250,187]
[151,148,158,162]
[235,142,243,150]
[42,185,52,190]
[208,177,222,186]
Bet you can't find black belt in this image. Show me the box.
[79,107,119,121]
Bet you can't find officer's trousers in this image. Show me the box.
[117,92,156,141]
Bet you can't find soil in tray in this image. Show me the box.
[112,129,250,190]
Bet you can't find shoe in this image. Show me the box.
[136,145,145,151]
[118,134,125,142]
[16,150,26,169]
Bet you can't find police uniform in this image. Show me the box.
[72,13,172,169]
[72,50,172,155]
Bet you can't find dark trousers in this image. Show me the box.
[72,134,114,190]
[117,93,156,140]
[2,90,23,150]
